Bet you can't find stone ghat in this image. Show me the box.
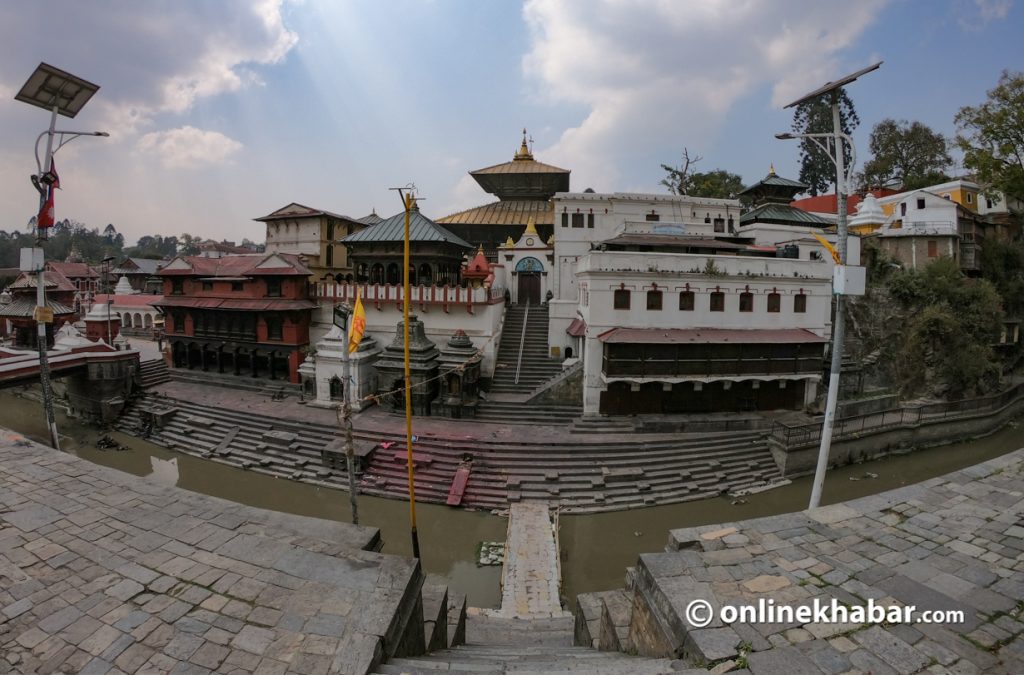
[576,448,1024,673]
[115,393,781,514]
[0,428,457,675]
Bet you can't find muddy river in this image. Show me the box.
[1,390,1020,608]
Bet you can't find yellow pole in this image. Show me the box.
[403,191,421,559]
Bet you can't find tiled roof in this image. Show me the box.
[598,328,828,344]
[157,253,311,277]
[437,200,554,226]
[113,257,162,275]
[92,294,165,307]
[740,203,832,227]
[342,210,473,248]
[47,261,99,278]
[356,212,384,226]
[254,202,357,223]
[471,158,570,176]
[9,270,77,292]
[739,173,808,195]
[790,189,899,215]
[0,296,76,317]
[152,297,317,311]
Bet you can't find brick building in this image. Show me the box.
[153,253,316,383]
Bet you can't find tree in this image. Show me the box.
[661,148,702,195]
[956,70,1024,207]
[790,89,859,196]
[886,258,1003,398]
[861,119,951,190]
[661,149,744,198]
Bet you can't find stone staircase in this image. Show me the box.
[138,359,170,388]
[489,304,562,395]
[373,613,688,674]
[114,393,781,514]
[474,399,582,426]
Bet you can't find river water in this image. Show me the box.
[1,391,1020,608]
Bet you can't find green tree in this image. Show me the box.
[887,258,1003,398]
[861,118,951,190]
[956,70,1024,207]
[980,238,1024,316]
[661,148,744,198]
[790,90,859,196]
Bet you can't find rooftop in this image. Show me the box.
[342,206,473,248]
[598,327,828,344]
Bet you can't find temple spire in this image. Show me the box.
[514,128,533,161]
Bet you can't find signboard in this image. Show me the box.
[20,247,43,272]
[34,306,54,323]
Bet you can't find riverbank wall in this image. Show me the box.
[770,380,1024,476]
[576,448,1024,671]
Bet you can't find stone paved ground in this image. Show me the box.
[627,448,1024,673]
[0,428,423,674]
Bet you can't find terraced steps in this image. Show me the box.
[114,393,781,513]
[490,304,563,394]
[138,359,170,388]
[374,645,687,674]
[167,368,301,398]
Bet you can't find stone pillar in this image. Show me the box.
[582,335,603,415]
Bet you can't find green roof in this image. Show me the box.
[739,173,808,195]
[341,209,473,248]
[740,203,832,227]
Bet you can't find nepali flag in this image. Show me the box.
[36,160,59,229]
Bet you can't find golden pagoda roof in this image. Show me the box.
[437,200,554,226]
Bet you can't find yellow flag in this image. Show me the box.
[812,232,842,265]
[348,291,366,354]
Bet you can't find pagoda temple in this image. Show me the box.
[738,167,832,228]
[438,129,570,259]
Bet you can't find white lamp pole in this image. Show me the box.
[777,62,881,509]
[15,63,107,449]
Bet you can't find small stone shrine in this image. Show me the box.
[309,324,381,410]
[436,329,482,418]
[374,315,439,416]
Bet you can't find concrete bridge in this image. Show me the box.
[0,344,139,422]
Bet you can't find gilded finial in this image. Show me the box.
[503,236,515,248]
[515,128,533,160]
[768,163,776,176]
[524,216,538,236]
[547,234,555,245]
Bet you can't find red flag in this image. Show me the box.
[37,186,55,229]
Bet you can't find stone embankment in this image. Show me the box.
[114,390,782,513]
[0,429,446,674]
[577,448,1024,673]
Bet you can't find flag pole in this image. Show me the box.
[341,291,359,525]
[401,189,420,559]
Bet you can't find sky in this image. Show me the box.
[0,0,1021,247]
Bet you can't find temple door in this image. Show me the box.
[517,273,541,305]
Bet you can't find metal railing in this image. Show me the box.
[770,381,1024,449]
[514,300,530,385]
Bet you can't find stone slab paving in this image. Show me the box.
[488,502,570,620]
[0,428,424,674]
[628,447,1024,673]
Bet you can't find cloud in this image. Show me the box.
[975,0,1012,20]
[0,0,298,133]
[521,0,888,190]
[136,127,243,169]
[959,0,1013,28]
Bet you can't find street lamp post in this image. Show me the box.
[15,63,107,449]
[777,62,881,509]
